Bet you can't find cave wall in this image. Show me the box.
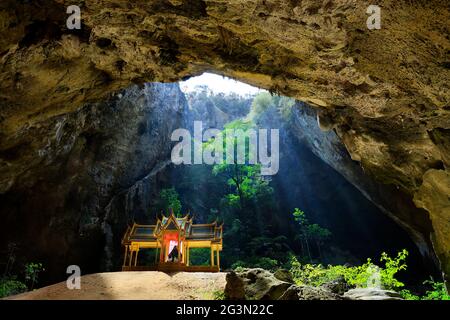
[271,112,430,281]
[288,102,436,260]
[0,83,186,283]
[0,1,448,283]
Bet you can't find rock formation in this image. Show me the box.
[0,83,186,282]
[286,103,437,267]
[224,268,407,300]
[0,1,448,283]
[343,287,403,300]
[224,268,344,300]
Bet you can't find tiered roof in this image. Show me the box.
[122,212,223,245]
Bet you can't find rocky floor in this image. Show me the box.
[5,269,403,300]
[5,271,227,300]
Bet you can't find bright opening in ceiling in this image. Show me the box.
[180,72,266,96]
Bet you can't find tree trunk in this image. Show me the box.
[305,236,312,263]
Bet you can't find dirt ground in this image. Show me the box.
[5,271,227,300]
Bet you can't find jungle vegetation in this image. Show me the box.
[153,90,448,299]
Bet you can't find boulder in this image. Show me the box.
[279,285,344,300]
[225,268,291,300]
[224,271,246,300]
[273,269,295,284]
[343,288,403,300]
[320,276,352,295]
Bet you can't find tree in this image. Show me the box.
[24,262,44,290]
[293,208,331,262]
[251,92,273,116]
[307,223,332,260]
[158,188,182,216]
[207,120,271,211]
[205,120,280,266]
[293,208,312,262]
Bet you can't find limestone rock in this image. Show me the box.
[273,269,294,284]
[224,271,245,300]
[0,83,186,283]
[319,276,351,295]
[226,268,291,300]
[279,284,344,300]
[414,169,450,287]
[343,288,403,301]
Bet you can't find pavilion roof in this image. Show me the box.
[122,212,223,245]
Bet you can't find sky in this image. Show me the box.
[180,72,265,95]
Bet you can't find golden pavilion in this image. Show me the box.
[121,211,223,272]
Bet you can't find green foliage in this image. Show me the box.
[399,289,421,300]
[277,96,296,119]
[251,92,273,116]
[293,209,331,240]
[307,224,332,240]
[206,119,290,268]
[292,208,331,262]
[292,208,307,225]
[140,248,159,265]
[289,250,409,290]
[158,188,182,216]
[188,248,211,266]
[231,260,247,271]
[185,87,252,119]
[290,262,346,287]
[421,280,450,300]
[379,249,408,290]
[249,92,295,121]
[24,262,44,290]
[400,280,449,300]
[253,257,279,271]
[208,120,273,212]
[231,257,279,271]
[178,92,294,270]
[0,277,27,298]
[213,290,226,300]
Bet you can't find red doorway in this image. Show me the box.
[161,231,181,263]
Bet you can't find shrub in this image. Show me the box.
[399,289,420,300]
[0,277,27,298]
[213,290,226,300]
[189,248,211,266]
[251,92,273,116]
[379,249,408,290]
[422,280,450,300]
[158,188,182,216]
[399,280,449,300]
[231,257,279,272]
[289,249,409,290]
[231,260,247,270]
[253,257,279,271]
[24,262,44,290]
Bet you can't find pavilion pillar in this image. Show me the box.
[177,236,181,264]
[186,247,190,266]
[123,245,128,268]
[129,250,133,267]
[160,242,165,263]
[134,249,139,266]
[211,247,214,267]
[216,249,220,271]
